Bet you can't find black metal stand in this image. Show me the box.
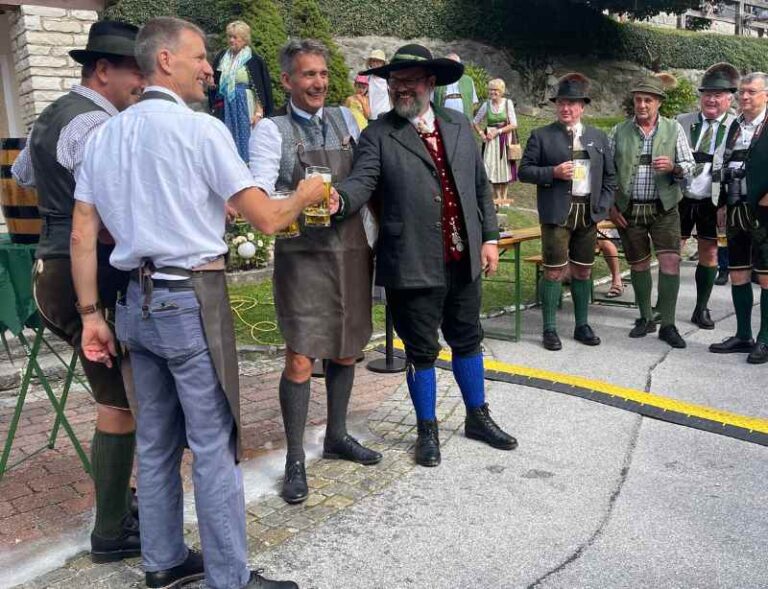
[367,304,406,374]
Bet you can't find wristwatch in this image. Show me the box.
[75,301,101,315]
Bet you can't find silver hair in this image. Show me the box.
[279,39,329,75]
[135,17,206,76]
[741,72,768,88]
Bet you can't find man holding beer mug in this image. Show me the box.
[249,39,380,505]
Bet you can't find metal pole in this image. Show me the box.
[367,304,406,374]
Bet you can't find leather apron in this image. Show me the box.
[137,90,243,460]
[273,106,372,359]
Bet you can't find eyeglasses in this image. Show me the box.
[388,76,428,89]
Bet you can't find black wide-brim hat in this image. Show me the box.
[549,73,592,104]
[69,20,139,65]
[361,44,464,86]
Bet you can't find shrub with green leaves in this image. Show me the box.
[464,62,491,105]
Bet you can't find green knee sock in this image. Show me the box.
[695,264,717,311]
[732,283,754,340]
[541,278,562,332]
[91,430,135,538]
[657,272,681,328]
[757,289,768,345]
[571,278,592,327]
[630,269,653,321]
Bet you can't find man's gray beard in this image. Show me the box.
[394,94,428,119]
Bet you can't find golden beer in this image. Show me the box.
[304,166,332,227]
[272,190,301,239]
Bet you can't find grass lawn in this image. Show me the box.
[229,113,626,345]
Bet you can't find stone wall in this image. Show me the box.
[9,5,98,131]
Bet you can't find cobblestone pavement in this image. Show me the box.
[0,350,402,587]
[9,367,461,588]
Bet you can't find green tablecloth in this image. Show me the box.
[0,242,40,336]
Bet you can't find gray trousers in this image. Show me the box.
[116,282,250,589]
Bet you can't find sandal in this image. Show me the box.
[606,283,624,298]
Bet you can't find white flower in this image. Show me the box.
[247,232,255,241]
[256,240,264,248]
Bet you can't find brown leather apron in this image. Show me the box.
[273,107,372,359]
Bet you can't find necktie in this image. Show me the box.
[309,114,322,132]
[699,119,715,154]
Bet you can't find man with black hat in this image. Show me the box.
[677,63,739,330]
[709,72,768,363]
[519,73,616,351]
[11,20,144,563]
[335,44,517,468]
[609,73,696,348]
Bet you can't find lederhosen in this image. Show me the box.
[723,116,768,273]
[680,115,727,240]
[272,104,372,359]
[28,91,131,409]
[131,91,244,458]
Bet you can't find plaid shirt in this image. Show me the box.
[609,117,695,202]
[11,85,117,188]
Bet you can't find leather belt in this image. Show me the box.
[445,93,462,99]
[693,152,714,163]
[571,194,591,203]
[729,149,748,162]
[572,150,590,160]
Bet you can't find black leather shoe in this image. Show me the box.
[659,325,687,348]
[130,486,138,520]
[146,548,205,589]
[90,514,141,563]
[747,342,768,364]
[542,329,562,351]
[244,569,299,588]
[281,461,308,504]
[323,434,382,465]
[709,336,755,354]
[714,269,729,285]
[415,420,441,467]
[629,318,656,338]
[574,324,601,346]
[691,307,715,330]
[465,404,518,450]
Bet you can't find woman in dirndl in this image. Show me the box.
[473,78,518,204]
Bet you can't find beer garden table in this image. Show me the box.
[483,226,542,342]
[0,236,92,478]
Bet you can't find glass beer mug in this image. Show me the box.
[272,190,301,239]
[304,165,332,227]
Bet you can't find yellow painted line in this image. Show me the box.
[392,340,768,435]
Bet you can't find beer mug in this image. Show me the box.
[572,160,587,183]
[272,190,301,239]
[304,165,332,227]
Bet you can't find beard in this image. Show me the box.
[393,90,429,119]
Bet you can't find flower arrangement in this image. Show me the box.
[225,219,272,272]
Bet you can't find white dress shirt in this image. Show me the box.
[441,79,478,114]
[75,86,256,271]
[727,108,766,195]
[248,101,359,195]
[688,111,728,199]
[367,75,391,121]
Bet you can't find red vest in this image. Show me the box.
[416,121,466,262]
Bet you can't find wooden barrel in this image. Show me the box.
[1,138,41,244]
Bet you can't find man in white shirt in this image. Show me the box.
[71,17,323,589]
[710,72,768,364]
[432,53,478,119]
[677,62,739,330]
[365,49,391,121]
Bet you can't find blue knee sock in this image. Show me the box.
[452,353,486,410]
[406,366,436,421]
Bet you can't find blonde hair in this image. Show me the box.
[488,78,506,94]
[226,20,251,46]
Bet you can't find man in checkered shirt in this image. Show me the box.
[609,74,695,348]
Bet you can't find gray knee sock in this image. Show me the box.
[325,362,355,442]
[279,374,311,463]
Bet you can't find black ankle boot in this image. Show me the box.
[415,420,441,467]
[281,461,308,504]
[465,404,518,450]
[90,513,141,563]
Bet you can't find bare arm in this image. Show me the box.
[229,176,325,235]
[71,201,116,365]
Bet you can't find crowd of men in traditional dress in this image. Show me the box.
[9,13,768,589]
